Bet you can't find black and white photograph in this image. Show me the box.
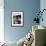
[12,11,24,26]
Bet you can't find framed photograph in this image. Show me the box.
[12,11,24,26]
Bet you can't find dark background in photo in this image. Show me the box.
[13,15,21,24]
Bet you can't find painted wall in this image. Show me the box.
[4,0,40,42]
[40,0,46,45]
[0,0,4,41]
[40,0,46,27]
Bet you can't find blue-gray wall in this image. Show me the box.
[40,0,46,44]
[4,0,40,42]
[40,0,46,27]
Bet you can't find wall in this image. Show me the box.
[4,0,40,42]
[40,0,46,27]
[40,0,46,45]
[0,0,4,42]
